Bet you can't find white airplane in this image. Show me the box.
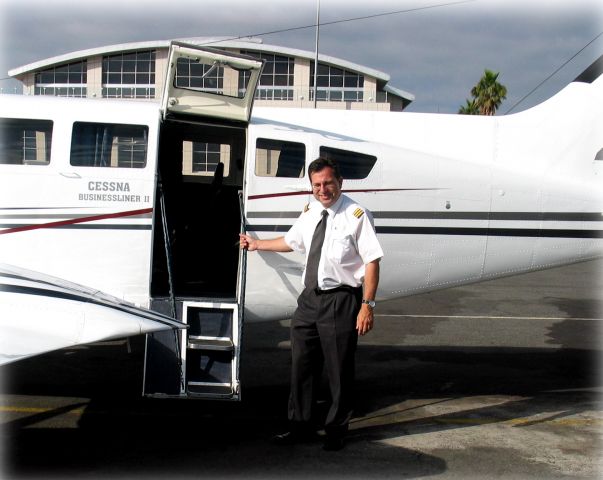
[1,43,601,399]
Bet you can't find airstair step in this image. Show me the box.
[187,382,234,398]
[187,337,234,351]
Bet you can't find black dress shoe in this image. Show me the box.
[272,430,317,446]
[322,435,344,451]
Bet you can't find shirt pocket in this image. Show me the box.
[329,232,355,262]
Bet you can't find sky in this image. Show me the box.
[0,0,601,114]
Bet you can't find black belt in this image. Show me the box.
[314,285,362,295]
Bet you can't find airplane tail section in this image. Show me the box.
[573,54,603,84]
[0,264,186,365]
[496,55,603,185]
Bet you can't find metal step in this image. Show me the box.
[182,301,240,400]
[187,336,234,351]
[187,382,235,398]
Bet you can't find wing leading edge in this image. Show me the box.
[0,264,185,365]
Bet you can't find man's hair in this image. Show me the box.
[308,157,342,181]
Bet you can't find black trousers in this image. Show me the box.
[288,286,362,435]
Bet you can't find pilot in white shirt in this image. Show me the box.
[239,157,383,451]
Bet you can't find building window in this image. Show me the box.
[71,122,148,168]
[34,61,87,97]
[241,52,294,101]
[255,138,305,177]
[319,146,376,179]
[310,63,364,102]
[175,58,223,93]
[102,50,155,99]
[0,118,53,165]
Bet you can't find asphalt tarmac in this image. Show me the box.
[1,259,601,479]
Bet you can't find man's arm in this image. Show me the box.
[356,259,380,336]
[239,233,292,252]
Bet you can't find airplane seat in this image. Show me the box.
[211,162,224,190]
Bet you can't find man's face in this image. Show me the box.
[310,167,343,208]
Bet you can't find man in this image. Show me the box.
[239,157,383,451]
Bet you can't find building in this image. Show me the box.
[8,36,414,111]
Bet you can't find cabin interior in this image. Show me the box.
[151,118,246,306]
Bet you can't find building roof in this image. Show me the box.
[9,36,413,103]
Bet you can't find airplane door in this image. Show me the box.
[144,43,264,400]
[161,41,264,123]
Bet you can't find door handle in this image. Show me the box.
[60,172,81,179]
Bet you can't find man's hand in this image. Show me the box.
[356,304,374,336]
[239,233,258,251]
[238,234,292,253]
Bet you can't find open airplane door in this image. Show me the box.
[144,43,262,400]
[160,41,263,123]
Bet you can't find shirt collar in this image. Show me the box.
[324,194,344,217]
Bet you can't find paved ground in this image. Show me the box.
[1,259,601,479]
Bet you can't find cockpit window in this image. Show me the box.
[255,138,305,178]
[319,146,376,179]
[70,122,148,168]
[0,118,53,165]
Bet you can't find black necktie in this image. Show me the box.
[304,210,328,290]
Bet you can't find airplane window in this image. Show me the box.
[71,122,148,168]
[0,118,53,165]
[255,138,305,178]
[182,141,230,177]
[595,148,603,161]
[319,146,376,179]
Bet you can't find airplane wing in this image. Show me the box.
[0,264,185,366]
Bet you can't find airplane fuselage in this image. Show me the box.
[1,85,601,323]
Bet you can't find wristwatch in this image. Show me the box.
[362,299,376,308]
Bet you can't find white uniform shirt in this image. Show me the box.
[284,194,384,290]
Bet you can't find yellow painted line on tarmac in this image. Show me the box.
[432,417,603,427]
[0,405,86,415]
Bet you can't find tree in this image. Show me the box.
[459,69,507,115]
[458,98,479,115]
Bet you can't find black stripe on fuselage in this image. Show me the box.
[247,211,603,222]
[246,224,603,238]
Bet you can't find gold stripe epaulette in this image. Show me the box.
[353,207,364,218]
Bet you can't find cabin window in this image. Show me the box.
[255,138,305,178]
[0,118,53,165]
[175,57,250,99]
[182,141,231,177]
[319,146,376,179]
[70,122,148,168]
[595,148,603,160]
[175,58,223,93]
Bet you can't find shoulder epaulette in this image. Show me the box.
[353,207,364,219]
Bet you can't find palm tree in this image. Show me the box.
[458,98,479,115]
[470,69,507,115]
